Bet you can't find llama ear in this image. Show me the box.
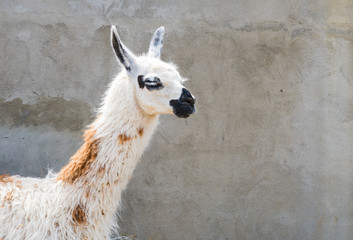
[148,26,165,59]
[111,26,136,72]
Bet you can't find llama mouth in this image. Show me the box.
[169,88,196,118]
[169,100,195,118]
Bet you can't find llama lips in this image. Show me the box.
[169,88,196,118]
[169,99,195,118]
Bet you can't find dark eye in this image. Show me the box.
[137,75,164,91]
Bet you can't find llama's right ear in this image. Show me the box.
[111,26,136,72]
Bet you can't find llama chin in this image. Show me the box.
[0,25,195,240]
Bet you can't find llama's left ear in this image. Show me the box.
[148,26,165,59]
[111,26,137,72]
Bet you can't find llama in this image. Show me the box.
[0,25,195,240]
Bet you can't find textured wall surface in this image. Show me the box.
[1,0,353,239]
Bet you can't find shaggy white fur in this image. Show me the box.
[0,26,195,240]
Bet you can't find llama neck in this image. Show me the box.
[57,76,158,217]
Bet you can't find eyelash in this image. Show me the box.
[145,77,164,90]
[138,75,164,91]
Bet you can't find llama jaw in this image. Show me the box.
[169,88,196,118]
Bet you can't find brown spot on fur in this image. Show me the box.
[3,190,15,208]
[97,167,105,177]
[72,204,87,225]
[57,128,100,183]
[85,188,91,198]
[118,134,132,144]
[15,180,22,189]
[101,209,105,215]
[0,174,13,184]
[138,127,144,137]
[4,190,14,202]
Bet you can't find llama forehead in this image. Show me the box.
[137,57,182,83]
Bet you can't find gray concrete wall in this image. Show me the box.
[1,0,353,239]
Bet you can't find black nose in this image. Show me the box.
[180,88,195,106]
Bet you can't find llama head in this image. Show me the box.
[111,26,195,118]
